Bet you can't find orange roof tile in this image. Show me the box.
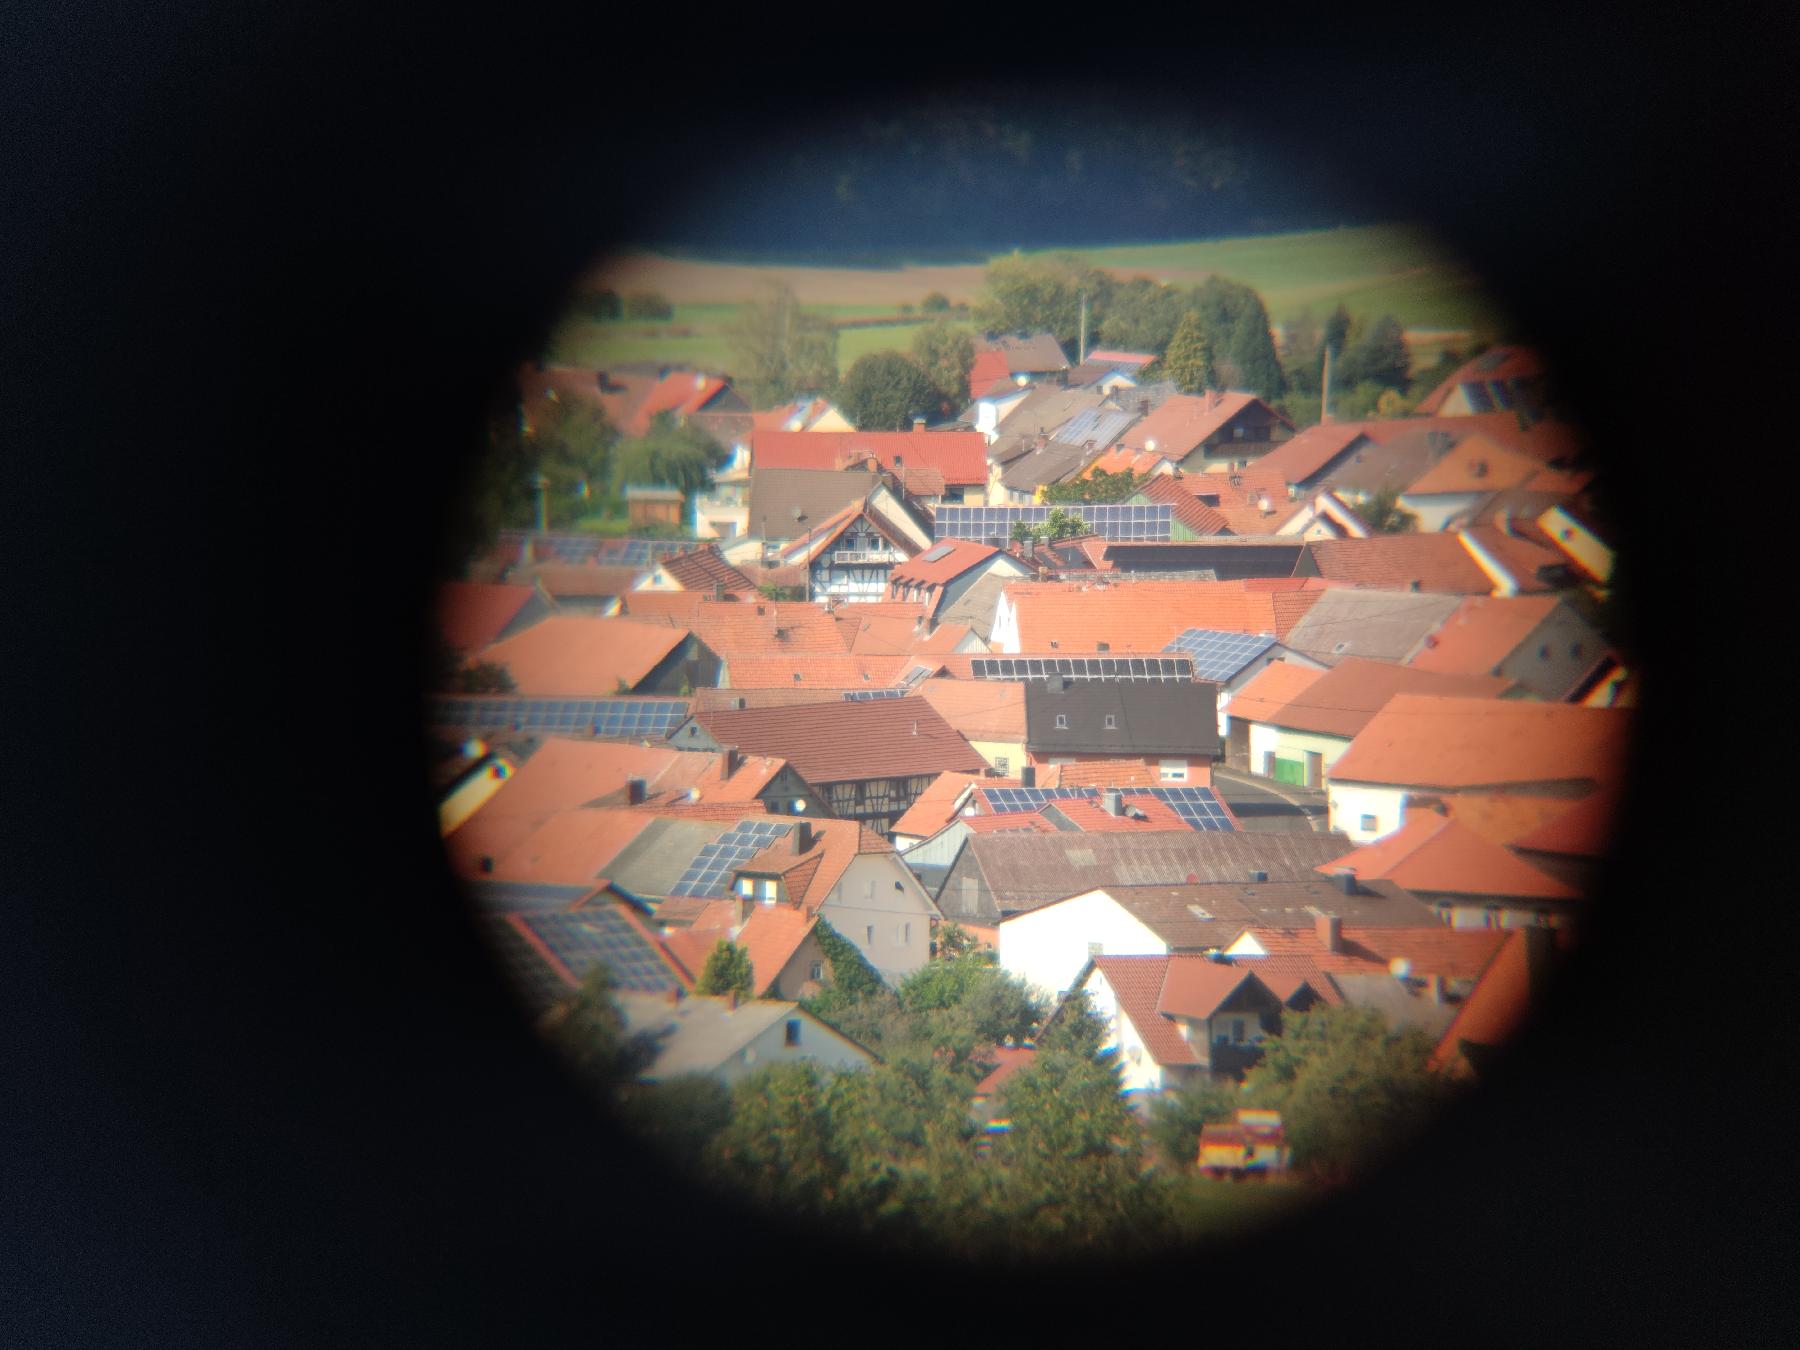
[1301,534,1501,593]
[1508,787,1621,858]
[1115,392,1289,459]
[967,350,1013,400]
[1407,595,1562,676]
[725,652,908,688]
[1326,694,1631,790]
[1427,928,1573,1076]
[1317,814,1578,899]
[1156,960,1272,1018]
[916,682,1026,742]
[964,812,1060,834]
[480,616,689,696]
[519,562,647,599]
[1001,578,1322,651]
[460,807,657,885]
[1135,473,1234,535]
[974,1046,1038,1096]
[654,544,757,597]
[1438,793,1588,845]
[1232,423,1369,488]
[889,771,987,838]
[1222,661,1326,724]
[681,903,820,997]
[1047,795,1193,832]
[1037,759,1159,789]
[752,429,989,485]
[1412,347,1545,416]
[1242,656,1513,739]
[1243,925,1508,981]
[890,538,1003,587]
[437,582,544,654]
[628,371,731,435]
[1088,956,1198,1066]
[1402,433,1542,496]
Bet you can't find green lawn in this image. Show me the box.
[547,306,941,377]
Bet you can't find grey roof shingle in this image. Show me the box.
[1279,589,1464,666]
[1022,681,1221,755]
[745,466,880,541]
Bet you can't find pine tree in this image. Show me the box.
[1161,310,1216,394]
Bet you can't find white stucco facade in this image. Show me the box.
[998,889,1169,1001]
[821,853,941,984]
[1079,965,1173,1095]
[1325,781,1411,842]
[1247,722,1353,781]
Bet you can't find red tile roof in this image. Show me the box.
[653,545,756,598]
[1038,759,1159,789]
[437,582,543,654]
[915,681,1026,742]
[1046,795,1194,832]
[479,617,689,697]
[1217,661,1325,724]
[965,812,1061,834]
[1242,925,1508,981]
[1406,595,1562,676]
[890,538,1002,587]
[974,1046,1038,1096]
[752,430,989,486]
[519,562,648,599]
[1318,813,1579,899]
[1156,960,1273,1018]
[1507,787,1621,858]
[691,698,987,785]
[1438,793,1589,845]
[1001,578,1323,651]
[628,371,732,435]
[968,350,1013,399]
[1135,473,1234,535]
[1428,928,1573,1076]
[1301,532,1558,594]
[1412,347,1545,416]
[1241,656,1513,739]
[1114,392,1289,459]
[725,651,909,688]
[1234,423,1369,489]
[1327,694,1631,791]
[1403,433,1542,497]
[889,770,988,838]
[680,904,820,997]
[1089,956,1198,1066]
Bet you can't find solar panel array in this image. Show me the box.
[973,785,1236,832]
[917,542,955,562]
[525,909,680,993]
[668,820,794,897]
[969,655,1195,681]
[932,504,1172,542]
[494,532,692,566]
[464,880,603,913]
[843,688,910,701]
[1162,629,1278,681]
[1052,407,1136,447]
[430,697,690,738]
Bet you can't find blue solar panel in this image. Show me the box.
[429,697,691,738]
[971,785,1236,833]
[931,504,1171,542]
[1162,629,1278,681]
[668,820,795,897]
[524,909,679,993]
[844,689,909,701]
[969,656,1194,681]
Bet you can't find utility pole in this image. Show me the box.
[1078,292,1088,365]
[1320,343,1333,425]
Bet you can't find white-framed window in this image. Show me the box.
[994,757,1009,774]
[898,922,910,945]
[737,878,755,896]
[1360,813,1378,832]
[810,961,824,981]
[1055,714,1069,729]
[865,924,876,945]
[759,878,777,901]
[1104,714,1117,729]
[784,1019,802,1047]
[1159,758,1188,782]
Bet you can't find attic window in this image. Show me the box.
[1096,642,1110,652]
[1104,714,1117,729]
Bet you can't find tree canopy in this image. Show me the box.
[1158,309,1217,394]
[1187,276,1286,398]
[973,252,1113,351]
[610,412,722,498]
[727,283,840,407]
[1358,484,1419,534]
[1096,276,1185,353]
[1041,467,1149,505]
[838,350,940,430]
[909,319,976,412]
[694,939,755,998]
[1334,313,1411,391]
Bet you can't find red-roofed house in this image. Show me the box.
[1228,656,1513,789]
[991,578,1323,654]
[1429,927,1564,1079]
[776,497,926,605]
[1398,433,1547,532]
[751,430,988,503]
[1076,955,1286,1092]
[631,544,757,600]
[1295,528,1570,595]
[886,538,1033,622]
[1408,594,1617,702]
[1112,390,1293,471]
[1412,346,1547,418]
[1325,694,1630,843]
[479,617,717,696]
[1315,810,1581,928]
[437,581,555,657]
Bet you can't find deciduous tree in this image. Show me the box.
[909,319,976,411]
[1159,310,1217,394]
[973,252,1112,351]
[838,350,940,430]
[694,939,755,998]
[727,283,841,407]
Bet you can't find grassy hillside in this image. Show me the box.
[545,223,1506,378]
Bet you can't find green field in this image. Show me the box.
[545,223,1508,377]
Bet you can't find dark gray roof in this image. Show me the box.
[1101,541,1304,578]
[990,386,1108,440]
[1104,381,1180,416]
[1051,407,1139,449]
[1022,680,1220,755]
[746,466,880,541]
[1280,588,1463,666]
[603,817,750,899]
[998,439,1094,491]
[1315,428,1445,499]
[966,831,1354,915]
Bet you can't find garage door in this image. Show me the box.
[1272,756,1307,785]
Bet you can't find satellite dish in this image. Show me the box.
[1388,957,1412,980]
[791,505,805,521]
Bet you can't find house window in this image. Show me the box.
[994,757,1009,774]
[785,1019,802,1047]
[1360,813,1378,832]
[866,925,876,945]
[1104,714,1117,729]
[759,878,777,901]
[810,961,824,981]
[898,922,910,945]
[1055,714,1069,729]
[737,878,754,896]
[1159,759,1188,782]
[1232,1018,1246,1043]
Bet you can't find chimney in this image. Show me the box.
[626,777,647,805]
[1408,579,1421,592]
[756,604,766,616]
[913,417,926,432]
[725,989,739,1010]
[1020,765,1037,788]
[723,745,741,779]
[1138,398,1151,417]
[732,695,747,710]
[1103,788,1124,816]
[1316,913,1343,952]
[1330,867,1357,896]
[712,581,724,600]
[1045,673,1066,693]
[1427,973,1446,1004]
[792,820,813,853]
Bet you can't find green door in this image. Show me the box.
[1272,756,1307,785]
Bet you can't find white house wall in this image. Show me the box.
[1248,723,1353,775]
[1079,966,1167,1095]
[999,890,1170,1001]
[822,853,940,983]
[1399,491,1485,533]
[718,1012,877,1086]
[1326,781,1411,842]
[990,591,1022,653]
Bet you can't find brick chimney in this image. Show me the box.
[913,416,926,432]
[1020,765,1036,788]
[1316,913,1342,952]
[792,820,814,854]
[626,777,647,805]
[1330,866,1357,897]
[722,745,740,780]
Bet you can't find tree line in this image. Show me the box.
[550,924,1459,1259]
